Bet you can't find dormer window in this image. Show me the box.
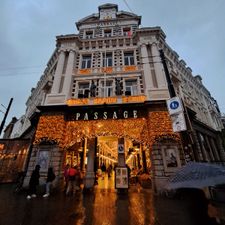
[85,31,93,39]
[123,27,132,37]
[104,29,112,37]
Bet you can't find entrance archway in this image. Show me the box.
[62,118,150,189]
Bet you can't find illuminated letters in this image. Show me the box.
[94,112,98,120]
[133,110,138,118]
[103,112,107,119]
[123,111,128,118]
[113,112,117,119]
[76,113,80,120]
[84,113,89,120]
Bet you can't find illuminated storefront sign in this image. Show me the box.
[66,109,139,121]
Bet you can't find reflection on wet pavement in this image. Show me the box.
[0,183,200,225]
[0,184,156,225]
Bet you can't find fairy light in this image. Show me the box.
[33,111,180,149]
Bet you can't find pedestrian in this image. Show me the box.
[66,165,78,195]
[180,188,219,225]
[43,167,56,198]
[27,165,40,200]
[107,165,112,178]
[63,164,70,193]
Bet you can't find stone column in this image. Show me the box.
[151,43,167,88]
[51,50,65,94]
[140,43,154,92]
[62,50,75,98]
[84,138,96,189]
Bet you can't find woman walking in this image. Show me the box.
[27,165,40,199]
[43,167,56,198]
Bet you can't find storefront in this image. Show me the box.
[0,139,30,183]
[24,101,183,192]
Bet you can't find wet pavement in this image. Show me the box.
[0,183,220,225]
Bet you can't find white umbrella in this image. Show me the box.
[166,161,225,190]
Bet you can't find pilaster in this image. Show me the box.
[51,50,66,94]
[151,43,167,88]
[62,50,75,98]
[140,43,154,92]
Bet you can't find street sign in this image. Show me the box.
[171,112,187,132]
[167,97,183,115]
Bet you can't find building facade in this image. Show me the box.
[22,4,224,192]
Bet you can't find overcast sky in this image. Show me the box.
[0,0,225,129]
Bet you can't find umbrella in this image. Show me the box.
[166,162,225,190]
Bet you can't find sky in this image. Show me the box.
[0,0,225,130]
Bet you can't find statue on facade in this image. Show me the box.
[115,78,123,95]
[90,80,97,97]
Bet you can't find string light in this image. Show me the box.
[34,111,180,149]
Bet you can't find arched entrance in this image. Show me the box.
[62,118,150,189]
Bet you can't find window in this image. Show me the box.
[85,31,93,39]
[103,52,113,67]
[123,27,131,36]
[125,79,138,96]
[124,52,134,65]
[100,80,113,97]
[78,82,90,98]
[104,29,112,37]
[81,55,91,69]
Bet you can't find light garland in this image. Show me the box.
[33,111,180,150]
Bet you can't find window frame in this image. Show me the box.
[81,55,92,69]
[124,52,135,66]
[102,52,113,67]
[125,79,138,96]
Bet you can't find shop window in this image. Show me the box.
[81,55,91,69]
[124,52,134,65]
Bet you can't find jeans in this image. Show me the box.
[46,182,52,194]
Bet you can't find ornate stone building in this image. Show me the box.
[22,4,224,191]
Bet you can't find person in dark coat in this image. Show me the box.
[27,165,40,199]
[43,167,56,198]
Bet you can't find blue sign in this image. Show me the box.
[170,101,179,110]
